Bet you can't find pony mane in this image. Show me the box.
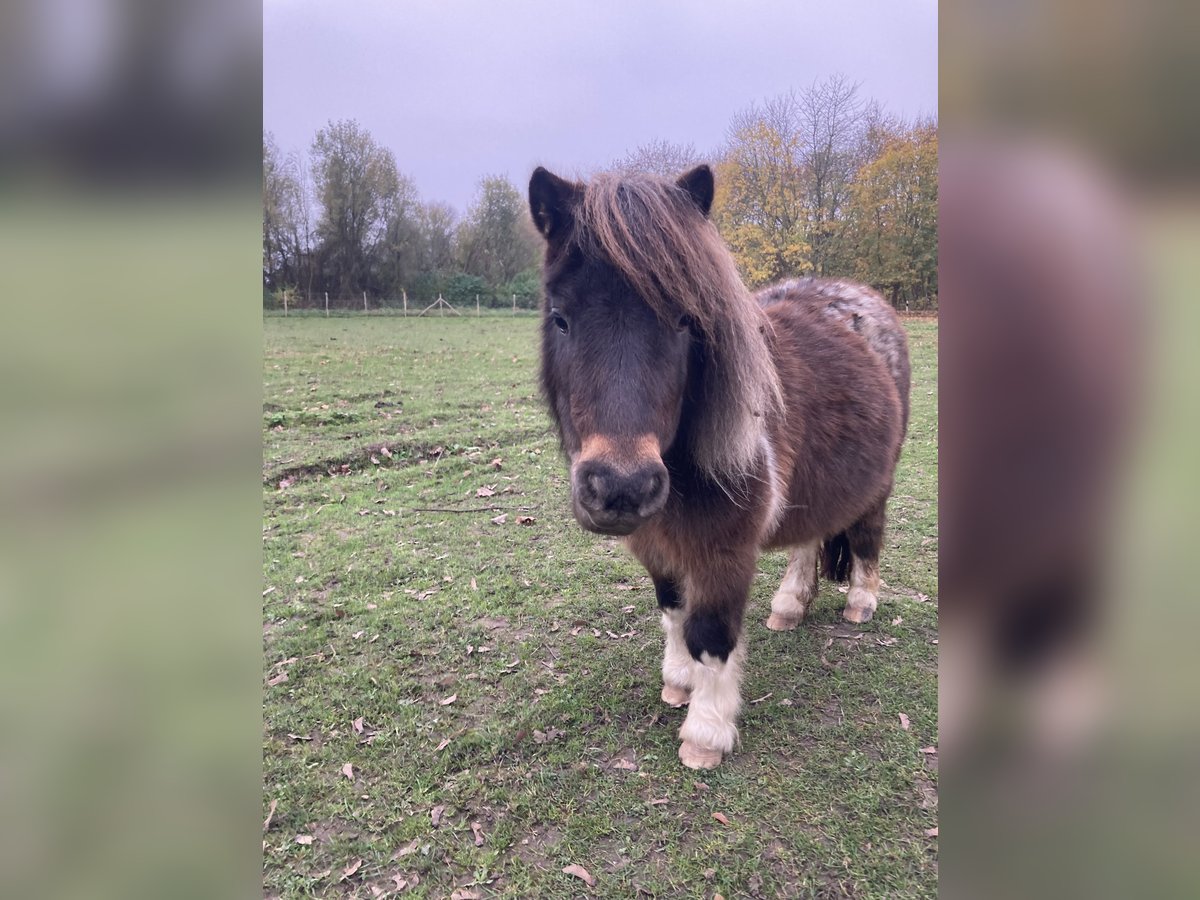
[576,172,783,480]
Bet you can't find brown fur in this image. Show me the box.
[530,164,910,761]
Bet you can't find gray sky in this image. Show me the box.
[264,0,937,213]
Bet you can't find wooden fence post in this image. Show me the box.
[403,289,407,317]
[363,291,368,313]
[512,293,516,315]
[476,294,480,317]
[283,290,288,317]
[324,292,329,317]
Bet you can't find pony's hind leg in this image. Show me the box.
[766,541,819,631]
[655,576,692,707]
[842,500,886,624]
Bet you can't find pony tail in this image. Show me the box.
[820,532,852,582]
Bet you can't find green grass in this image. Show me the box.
[263,315,938,898]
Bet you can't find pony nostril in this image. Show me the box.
[585,473,605,502]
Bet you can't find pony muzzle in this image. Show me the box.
[570,435,669,535]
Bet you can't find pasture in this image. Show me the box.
[262,314,938,898]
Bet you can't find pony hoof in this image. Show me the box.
[661,683,691,707]
[678,740,723,769]
[842,604,875,624]
[765,612,802,631]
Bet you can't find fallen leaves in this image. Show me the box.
[562,864,596,887]
[451,889,482,900]
[439,693,457,706]
[490,514,508,525]
[341,762,355,780]
[294,834,314,845]
[391,838,420,860]
[611,758,637,771]
[925,826,939,838]
[430,805,446,827]
[516,515,536,525]
[471,821,486,846]
[263,798,277,832]
[711,812,731,826]
[898,712,911,731]
[267,671,289,687]
[475,485,496,498]
[352,716,364,734]
[340,858,362,881]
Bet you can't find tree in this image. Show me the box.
[457,176,540,291]
[713,98,811,286]
[611,138,703,177]
[310,119,400,300]
[798,75,865,276]
[262,131,306,298]
[843,119,938,308]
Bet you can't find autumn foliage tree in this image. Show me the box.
[842,120,938,308]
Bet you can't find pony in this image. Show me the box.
[528,164,910,769]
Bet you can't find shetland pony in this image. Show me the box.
[529,165,910,769]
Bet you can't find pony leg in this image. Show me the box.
[844,557,881,623]
[766,541,819,631]
[678,632,746,769]
[676,559,753,769]
[654,576,691,706]
[843,500,886,624]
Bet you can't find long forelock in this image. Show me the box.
[576,173,783,478]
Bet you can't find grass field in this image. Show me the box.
[263,315,938,898]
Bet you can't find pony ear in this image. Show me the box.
[529,167,580,241]
[676,165,714,217]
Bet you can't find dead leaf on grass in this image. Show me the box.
[647,797,669,806]
[340,858,362,880]
[431,805,445,827]
[391,838,420,860]
[562,863,596,886]
[435,737,452,752]
[476,485,496,498]
[451,890,482,900]
[711,812,731,825]
[899,712,911,731]
[352,717,364,734]
[267,671,288,687]
[517,515,536,525]
[703,867,716,879]
[470,577,478,591]
[341,762,354,780]
[471,821,485,846]
[490,457,503,469]
[295,834,314,845]
[925,826,939,837]
[490,514,508,525]
[919,746,937,754]
[892,616,903,625]
[440,693,457,706]
[263,799,278,832]
[611,758,637,771]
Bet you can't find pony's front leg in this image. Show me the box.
[654,576,692,708]
[676,563,753,770]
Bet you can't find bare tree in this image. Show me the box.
[611,138,703,177]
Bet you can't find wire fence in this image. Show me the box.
[262,291,539,318]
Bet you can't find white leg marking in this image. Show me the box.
[766,541,819,631]
[678,641,746,769]
[843,555,880,623]
[661,610,692,706]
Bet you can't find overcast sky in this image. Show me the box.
[264,0,937,213]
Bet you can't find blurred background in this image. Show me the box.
[0,1,261,898]
[0,0,1197,896]
[941,0,1200,896]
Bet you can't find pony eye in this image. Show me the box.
[551,311,569,335]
